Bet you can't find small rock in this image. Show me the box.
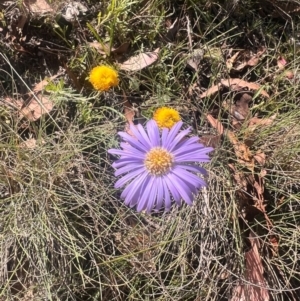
[61,2,88,22]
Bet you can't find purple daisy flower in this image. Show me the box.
[108,120,213,213]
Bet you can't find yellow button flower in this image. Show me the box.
[89,65,119,91]
[153,107,181,129]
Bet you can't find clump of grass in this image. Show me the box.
[0,96,119,299]
[236,103,300,298]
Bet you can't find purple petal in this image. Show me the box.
[129,124,151,150]
[146,178,158,213]
[173,144,212,157]
[163,121,183,149]
[153,176,164,212]
[123,179,143,206]
[163,174,181,205]
[163,181,171,211]
[124,173,150,207]
[168,128,192,151]
[173,137,200,151]
[172,166,206,189]
[115,167,145,188]
[161,128,169,142]
[118,132,147,152]
[168,174,193,206]
[175,148,213,162]
[111,144,145,159]
[108,148,130,156]
[115,164,145,176]
[147,120,160,147]
[120,142,146,154]
[137,176,155,212]
[120,170,148,199]
[112,157,142,169]
[122,172,149,207]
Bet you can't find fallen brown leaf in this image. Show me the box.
[254,152,266,165]
[236,48,266,70]
[200,83,222,98]
[221,78,269,98]
[227,131,252,162]
[269,236,279,255]
[20,138,37,149]
[23,0,53,14]
[227,131,254,170]
[226,51,240,70]
[123,101,135,126]
[3,76,60,122]
[246,48,266,66]
[233,93,252,120]
[188,82,201,97]
[231,118,242,130]
[200,78,269,99]
[252,175,273,230]
[231,231,269,301]
[246,57,259,67]
[32,74,61,94]
[20,94,54,121]
[199,134,221,148]
[3,97,23,110]
[19,74,62,121]
[253,180,263,197]
[88,42,110,54]
[276,57,296,79]
[248,114,276,127]
[112,42,130,55]
[228,163,248,190]
[277,56,287,70]
[119,48,159,71]
[89,41,130,55]
[205,114,224,135]
[260,169,267,178]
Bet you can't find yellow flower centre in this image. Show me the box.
[144,147,174,175]
[89,65,119,91]
[153,107,181,129]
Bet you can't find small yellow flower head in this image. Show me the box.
[89,65,119,91]
[153,107,181,129]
